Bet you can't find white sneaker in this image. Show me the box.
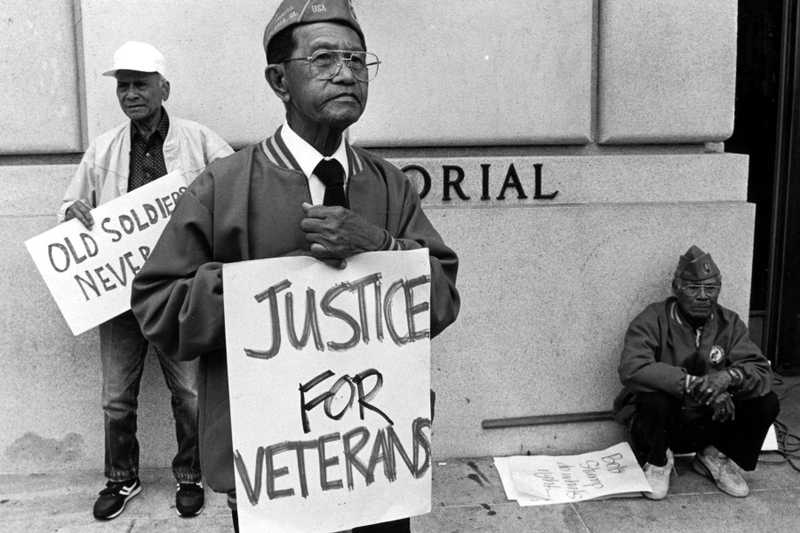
[642,449,674,500]
[692,445,749,497]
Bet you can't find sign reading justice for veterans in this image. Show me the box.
[25,171,188,335]
[223,250,432,533]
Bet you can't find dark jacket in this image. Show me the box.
[614,297,772,424]
[131,131,460,492]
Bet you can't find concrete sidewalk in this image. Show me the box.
[2,452,799,533]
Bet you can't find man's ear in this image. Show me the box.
[160,78,171,102]
[266,64,290,103]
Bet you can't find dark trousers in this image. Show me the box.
[99,311,201,482]
[630,390,779,471]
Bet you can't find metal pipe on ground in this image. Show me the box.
[481,411,615,429]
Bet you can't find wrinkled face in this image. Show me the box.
[674,276,722,323]
[282,22,368,132]
[115,70,168,123]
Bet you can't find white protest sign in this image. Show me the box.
[494,442,651,506]
[25,171,188,335]
[223,249,432,533]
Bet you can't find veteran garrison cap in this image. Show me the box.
[264,0,365,55]
[674,245,721,281]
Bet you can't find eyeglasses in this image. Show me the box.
[280,49,380,82]
[681,283,721,298]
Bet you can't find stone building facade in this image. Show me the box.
[0,0,750,473]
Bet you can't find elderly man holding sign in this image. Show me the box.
[58,42,232,520]
[130,2,460,532]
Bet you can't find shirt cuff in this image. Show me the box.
[379,229,399,251]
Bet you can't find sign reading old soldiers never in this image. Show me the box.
[25,171,188,335]
[223,250,432,533]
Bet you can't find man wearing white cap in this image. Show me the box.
[58,41,233,521]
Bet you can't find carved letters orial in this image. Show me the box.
[398,161,558,203]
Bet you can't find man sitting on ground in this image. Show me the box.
[614,245,778,500]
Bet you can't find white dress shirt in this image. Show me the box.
[279,122,349,205]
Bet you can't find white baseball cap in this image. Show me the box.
[103,41,167,78]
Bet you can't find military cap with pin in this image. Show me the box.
[674,245,721,282]
[263,0,365,52]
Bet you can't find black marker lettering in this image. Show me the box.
[234,447,264,506]
[245,279,291,359]
[321,282,360,351]
[343,426,371,489]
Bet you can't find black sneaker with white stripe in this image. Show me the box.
[176,481,204,517]
[92,478,141,520]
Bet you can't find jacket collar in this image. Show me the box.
[261,126,365,176]
[279,121,350,181]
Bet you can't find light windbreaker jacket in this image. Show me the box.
[58,114,233,221]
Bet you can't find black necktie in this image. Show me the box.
[314,158,348,208]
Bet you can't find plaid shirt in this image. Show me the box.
[128,108,170,191]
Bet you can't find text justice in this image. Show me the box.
[243,272,432,359]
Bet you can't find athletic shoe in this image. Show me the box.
[642,449,673,500]
[176,481,205,517]
[692,445,749,497]
[92,478,141,520]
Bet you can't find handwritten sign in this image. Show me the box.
[494,442,650,506]
[25,171,188,335]
[223,250,432,533]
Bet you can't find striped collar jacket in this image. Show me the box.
[260,125,366,177]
